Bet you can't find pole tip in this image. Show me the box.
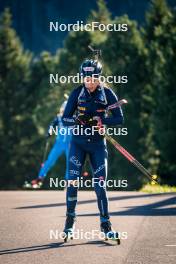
[123,99,128,104]
[151,174,158,185]
[151,180,156,185]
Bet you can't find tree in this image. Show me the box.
[88,0,111,44]
[0,9,32,187]
[144,0,176,184]
[102,15,150,188]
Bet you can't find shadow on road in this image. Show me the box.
[0,240,116,255]
[78,196,176,217]
[14,192,175,210]
[2,193,176,256]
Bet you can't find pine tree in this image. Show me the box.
[88,0,111,44]
[0,9,32,187]
[144,0,176,184]
[102,15,149,188]
[90,0,111,24]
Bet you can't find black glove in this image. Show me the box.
[86,118,98,126]
[75,115,99,126]
[46,116,59,137]
[75,115,90,125]
[46,131,51,138]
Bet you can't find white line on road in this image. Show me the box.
[165,245,176,247]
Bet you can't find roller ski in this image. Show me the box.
[30,178,43,189]
[101,221,120,245]
[63,214,76,242]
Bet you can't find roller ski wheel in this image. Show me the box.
[101,220,120,245]
[63,214,76,243]
[31,178,43,189]
[104,232,120,245]
[63,229,74,243]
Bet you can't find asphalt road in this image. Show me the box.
[0,191,176,264]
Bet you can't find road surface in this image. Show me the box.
[0,191,176,264]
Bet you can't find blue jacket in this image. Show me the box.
[49,115,71,144]
[62,84,124,140]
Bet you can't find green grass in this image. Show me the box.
[140,183,176,193]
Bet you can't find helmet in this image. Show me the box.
[80,59,102,78]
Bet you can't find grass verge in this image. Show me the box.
[140,183,176,193]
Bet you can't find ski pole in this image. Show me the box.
[105,98,157,184]
[105,134,157,184]
[41,138,50,167]
[107,99,128,110]
[23,138,50,188]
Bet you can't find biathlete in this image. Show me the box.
[62,58,124,243]
[31,101,71,188]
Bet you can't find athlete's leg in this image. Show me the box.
[38,140,64,178]
[89,141,109,222]
[64,142,70,180]
[66,140,86,216]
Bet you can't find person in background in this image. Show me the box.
[30,100,71,189]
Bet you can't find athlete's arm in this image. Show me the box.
[102,88,124,125]
[62,88,80,126]
[47,116,60,137]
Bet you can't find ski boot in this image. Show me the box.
[101,220,120,245]
[63,214,76,242]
